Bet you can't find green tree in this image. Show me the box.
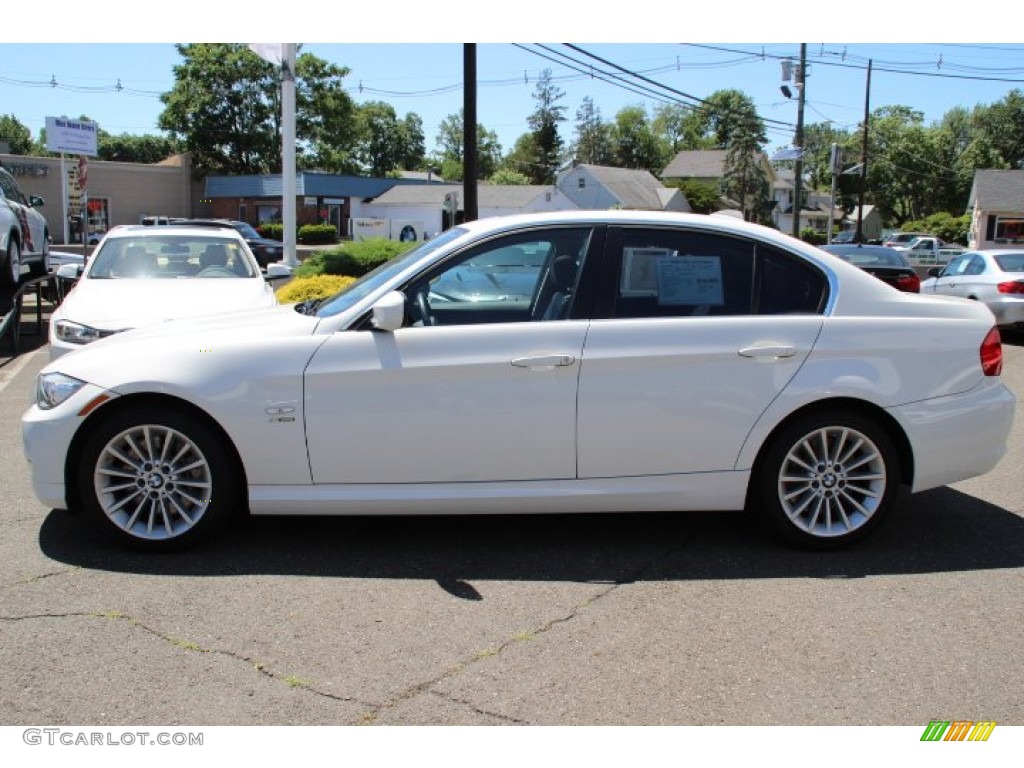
[652,103,710,154]
[397,113,426,171]
[694,90,765,149]
[489,168,531,185]
[525,69,567,183]
[432,110,502,181]
[0,114,37,155]
[354,101,403,177]
[159,44,356,174]
[974,89,1024,169]
[663,178,721,214]
[572,97,614,166]
[98,131,181,163]
[723,112,769,222]
[865,105,935,224]
[610,105,668,172]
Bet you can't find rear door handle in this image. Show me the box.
[511,354,576,369]
[738,344,796,359]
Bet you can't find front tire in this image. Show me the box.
[754,411,900,549]
[77,406,242,551]
[2,238,20,287]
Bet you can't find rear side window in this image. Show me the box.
[606,228,827,318]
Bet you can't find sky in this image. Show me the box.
[3,3,1023,164]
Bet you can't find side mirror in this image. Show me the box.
[264,262,293,281]
[29,195,45,207]
[56,263,83,279]
[370,290,407,332]
[927,268,941,278]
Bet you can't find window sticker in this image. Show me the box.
[620,247,672,296]
[657,255,724,306]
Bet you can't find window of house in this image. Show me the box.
[995,217,1024,242]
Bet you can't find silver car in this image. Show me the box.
[920,250,1024,328]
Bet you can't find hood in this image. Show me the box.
[56,278,276,330]
[44,303,323,386]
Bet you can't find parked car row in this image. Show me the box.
[22,211,1014,555]
[921,249,1024,329]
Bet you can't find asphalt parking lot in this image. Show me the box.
[1,326,1023,730]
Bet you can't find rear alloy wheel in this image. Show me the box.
[78,407,241,550]
[2,238,20,287]
[28,232,50,278]
[756,412,899,549]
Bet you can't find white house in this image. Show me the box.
[363,183,577,238]
[967,169,1024,249]
[557,164,690,212]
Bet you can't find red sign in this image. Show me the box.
[77,155,88,190]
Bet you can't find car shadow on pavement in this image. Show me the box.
[37,486,1024,589]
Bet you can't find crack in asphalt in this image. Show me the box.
[0,610,376,711]
[0,568,79,589]
[355,532,700,725]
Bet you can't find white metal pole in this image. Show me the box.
[60,153,69,245]
[282,43,297,267]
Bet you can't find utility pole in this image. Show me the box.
[463,44,478,223]
[856,59,872,243]
[791,43,807,239]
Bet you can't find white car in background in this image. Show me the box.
[48,224,285,359]
[920,249,1024,328]
[0,166,50,286]
[22,211,1014,552]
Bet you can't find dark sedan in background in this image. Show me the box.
[173,219,284,267]
[820,243,920,293]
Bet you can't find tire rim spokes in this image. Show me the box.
[778,426,886,537]
[95,425,211,540]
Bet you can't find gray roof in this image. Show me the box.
[968,170,1024,212]
[661,150,729,179]
[204,172,430,199]
[573,164,676,210]
[369,184,556,209]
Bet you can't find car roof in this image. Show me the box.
[103,225,245,240]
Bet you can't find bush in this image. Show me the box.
[900,213,970,245]
[294,238,417,279]
[259,223,284,241]
[275,275,356,304]
[298,224,338,245]
[799,228,827,245]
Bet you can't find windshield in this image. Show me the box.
[87,236,258,279]
[233,222,262,239]
[313,227,468,317]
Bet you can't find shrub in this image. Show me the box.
[294,238,417,279]
[275,275,356,304]
[298,224,338,245]
[799,228,827,245]
[259,223,284,241]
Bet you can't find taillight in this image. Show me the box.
[996,281,1024,294]
[981,327,1003,377]
[894,273,920,292]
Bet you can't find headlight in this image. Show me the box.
[54,319,102,345]
[36,373,86,410]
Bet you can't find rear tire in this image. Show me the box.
[28,232,49,278]
[754,411,900,549]
[77,406,243,551]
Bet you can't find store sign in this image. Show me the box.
[45,116,99,156]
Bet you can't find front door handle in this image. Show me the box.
[738,344,796,359]
[511,354,576,369]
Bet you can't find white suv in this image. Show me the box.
[0,166,50,286]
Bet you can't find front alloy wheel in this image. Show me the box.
[2,239,20,287]
[757,412,899,548]
[78,407,240,550]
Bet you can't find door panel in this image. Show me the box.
[304,322,589,484]
[577,316,823,477]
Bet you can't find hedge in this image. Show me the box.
[275,275,356,304]
[293,238,417,279]
[255,224,339,245]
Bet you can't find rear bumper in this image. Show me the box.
[889,377,1015,493]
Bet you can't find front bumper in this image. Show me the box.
[22,383,117,510]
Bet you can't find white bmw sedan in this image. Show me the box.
[22,211,1015,551]
[48,224,279,359]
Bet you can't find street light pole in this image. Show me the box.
[856,59,872,244]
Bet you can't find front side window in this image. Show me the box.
[405,227,593,326]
